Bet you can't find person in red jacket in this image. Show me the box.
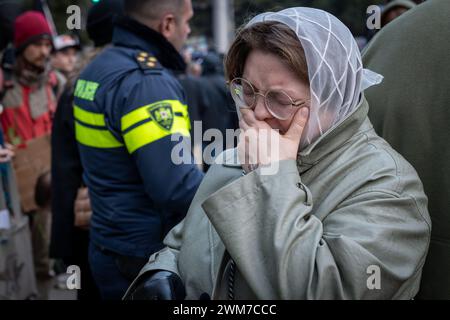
[0,11,65,300]
[0,11,65,147]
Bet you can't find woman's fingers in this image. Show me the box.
[240,108,257,126]
[238,127,262,173]
[239,107,309,167]
[285,107,309,143]
[239,119,250,131]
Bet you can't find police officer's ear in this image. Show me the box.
[159,13,177,40]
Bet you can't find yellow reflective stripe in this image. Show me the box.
[75,122,123,148]
[184,109,191,131]
[74,105,106,127]
[121,100,188,132]
[123,116,190,153]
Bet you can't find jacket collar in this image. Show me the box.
[220,95,370,169]
[113,16,186,73]
[297,95,370,168]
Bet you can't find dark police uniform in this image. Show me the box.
[73,17,203,299]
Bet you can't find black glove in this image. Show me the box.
[123,270,186,300]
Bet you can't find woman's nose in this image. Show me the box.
[253,94,273,121]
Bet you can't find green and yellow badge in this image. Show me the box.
[148,103,174,131]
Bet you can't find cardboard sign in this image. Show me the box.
[12,135,51,212]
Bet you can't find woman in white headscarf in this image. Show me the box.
[125,7,431,300]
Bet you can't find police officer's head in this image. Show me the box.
[125,0,193,52]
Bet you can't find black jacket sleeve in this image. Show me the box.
[49,87,84,259]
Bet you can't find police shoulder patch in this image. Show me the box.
[148,102,174,131]
[136,51,162,72]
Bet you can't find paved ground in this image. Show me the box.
[46,274,77,300]
[49,286,77,300]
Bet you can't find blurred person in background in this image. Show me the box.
[0,0,22,52]
[381,0,416,28]
[51,34,81,80]
[198,52,239,170]
[387,0,425,4]
[178,51,238,172]
[0,11,65,300]
[186,60,202,77]
[200,51,238,138]
[363,0,450,299]
[0,120,38,300]
[50,0,125,300]
[0,11,65,146]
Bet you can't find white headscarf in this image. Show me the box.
[246,7,383,149]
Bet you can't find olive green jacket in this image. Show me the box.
[129,97,431,299]
[363,0,450,299]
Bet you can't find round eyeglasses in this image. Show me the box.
[229,77,309,120]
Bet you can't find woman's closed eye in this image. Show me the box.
[268,91,293,106]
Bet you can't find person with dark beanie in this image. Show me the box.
[87,0,125,47]
[1,11,65,145]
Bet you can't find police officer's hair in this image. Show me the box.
[125,0,186,21]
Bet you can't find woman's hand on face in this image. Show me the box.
[238,107,309,173]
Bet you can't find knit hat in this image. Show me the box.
[87,0,124,47]
[14,11,52,52]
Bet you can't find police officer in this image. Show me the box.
[73,0,203,299]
